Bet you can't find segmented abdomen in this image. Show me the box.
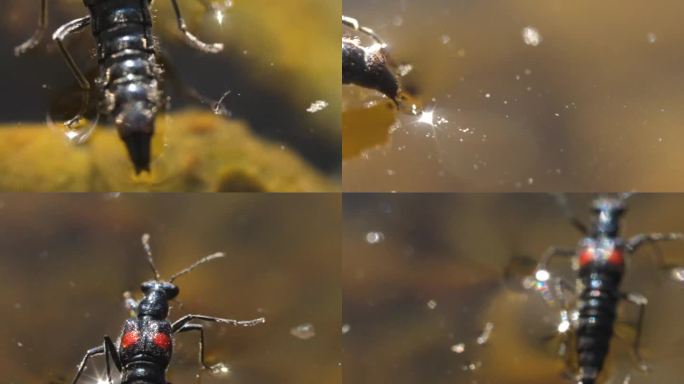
[576,268,621,383]
[90,2,163,172]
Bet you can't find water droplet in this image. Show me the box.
[210,362,231,377]
[476,322,493,345]
[670,267,684,282]
[365,232,385,244]
[290,323,316,340]
[522,26,543,46]
[306,100,329,113]
[535,269,550,282]
[451,343,465,353]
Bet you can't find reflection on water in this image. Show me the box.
[343,194,684,384]
[343,0,684,191]
[0,194,340,384]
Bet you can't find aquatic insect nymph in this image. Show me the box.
[533,194,683,384]
[70,234,265,384]
[342,16,402,104]
[15,0,225,173]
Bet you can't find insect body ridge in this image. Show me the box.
[576,238,624,383]
[533,195,684,384]
[87,0,163,173]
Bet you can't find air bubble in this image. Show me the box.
[290,323,316,340]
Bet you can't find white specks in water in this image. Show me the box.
[527,177,534,185]
[210,362,231,377]
[365,231,385,244]
[291,323,316,340]
[484,93,491,99]
[427,300,438,310]
[646,33,657,44]
[451,343,465,353]
[476,322,493,345]
[461,361,482,371]
[342,324,351,334]
[441,34,451,44]
[623,374,632,384]
[16,342,23,348]
[522,26,543,46]
[535,269,550,282]
[670,267,684,282]
[306,100,329,113]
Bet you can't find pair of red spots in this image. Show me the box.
[578,246,624,267]
[121,331,171,350]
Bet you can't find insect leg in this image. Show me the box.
[103,336,122,383]
[552,194,589,235]
[52,16,92,129]
[177,323,211,369]
[71,345,105,384]
[14,0,48,56]
[536,246,576,271]
[342,15,387,47]
[626,232,684,254]
[169,0,224,53]
[621,292,649,364]
[172,314,265,332]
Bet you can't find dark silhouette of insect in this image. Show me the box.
[533,194,683,384]
[15,0,224,173]
[342,16,402,104]
[70,234,265,384]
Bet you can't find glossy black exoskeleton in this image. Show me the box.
[534,195,683,384]
[15,0,223,173]
[70,234,265,384]
[342,16,401,104]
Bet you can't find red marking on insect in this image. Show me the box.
[579,248,595,267]
[153,332,171,350]
[607,249,624,266]
[121,331,140,349]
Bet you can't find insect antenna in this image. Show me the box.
[552,193,588,235]
[141,233,161,280]
[169,252,225,283]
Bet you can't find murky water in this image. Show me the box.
[343,0,684,192]
[2,0,340,175]
[0,194,341,384]
[343,194,684,384]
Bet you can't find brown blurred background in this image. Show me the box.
[0,194,340,384]
[343,194,684,384]
[343,0,684,192]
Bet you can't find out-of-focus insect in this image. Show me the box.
[15,0,224,173]
[531,194,684,384]
[70,234,265,384]
[342,15,404,105]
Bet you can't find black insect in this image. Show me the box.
[15,0,224,173]
[70,234,265,384]
[533,195,683,384]
[342,16,402,104]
